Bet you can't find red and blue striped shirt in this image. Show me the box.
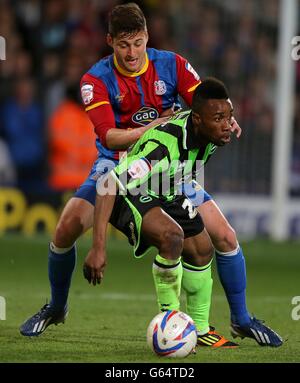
[80,47,200,160]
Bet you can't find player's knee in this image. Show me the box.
[194,241,213,266]
[54,217,83,248]
[160,226,184,259]
[213,224,238,253]
[202,242,214,260]
[182,230,214,267]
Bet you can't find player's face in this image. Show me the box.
[108,30,148,73]
[194,99,233,146]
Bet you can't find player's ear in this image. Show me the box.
[192,111,202,125]
[107,34,113,47]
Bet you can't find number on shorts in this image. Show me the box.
[182,198,197,219]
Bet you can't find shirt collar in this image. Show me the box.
[185,113,199,149]
[113,53,149,77]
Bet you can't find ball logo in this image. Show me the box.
[132,106,159,126]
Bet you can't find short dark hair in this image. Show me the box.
[192,77,229,112]
[108,3,147,38]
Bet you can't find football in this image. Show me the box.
[146,310,197,358]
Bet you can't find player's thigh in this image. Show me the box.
[109,195,183,258]
[197,199,237,251]
[182,228,213,267]
[54,197,94,246]
[142,207,184,250]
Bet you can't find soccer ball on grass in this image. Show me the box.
[146,310,197,358]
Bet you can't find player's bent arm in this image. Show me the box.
[105,126,150,150]
[105,116,172,150]
[83,175,117,285]
[87,107,147,150]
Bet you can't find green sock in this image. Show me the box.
[182,260,213,334]
[152,254,182,312]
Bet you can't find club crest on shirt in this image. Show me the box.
[154,80,167,95]
[81,83,94,105]
[132,106,159,126]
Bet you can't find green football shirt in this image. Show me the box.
[111,110,217,201]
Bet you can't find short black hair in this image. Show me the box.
[192,77,229,112]
[108,3,147,38]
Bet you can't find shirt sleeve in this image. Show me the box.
[175,54,201,107]
[80,73,115,146]
[111,139,170,193]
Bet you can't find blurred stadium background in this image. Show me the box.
[0,0,300,363]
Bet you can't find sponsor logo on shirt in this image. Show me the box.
[154,80,167,95]
[81,83,94,105]
[128,158,152,179]
[132,106,159,126]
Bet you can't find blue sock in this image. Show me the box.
[48,242,76,311]
[215,246,251,325]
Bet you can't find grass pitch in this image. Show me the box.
[0,234,299,363]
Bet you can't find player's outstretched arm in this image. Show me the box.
[83,175,117,286]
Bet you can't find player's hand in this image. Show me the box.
[140,115,171,135]
[160,103,181,117]
[160,106,175,117]
[83,247,107,286]
[147,115,171,128]
[230,117,242,138]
